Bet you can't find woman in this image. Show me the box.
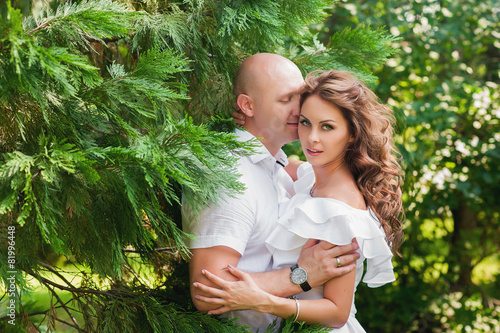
[193,70,405,332]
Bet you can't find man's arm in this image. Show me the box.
[191,238,361,307]
[189,246,242,312]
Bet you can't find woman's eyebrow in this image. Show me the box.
[300,115,337,123]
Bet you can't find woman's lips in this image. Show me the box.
[306,148,323,156]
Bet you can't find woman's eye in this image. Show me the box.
[299,120,310,126]
[322,124,334,130]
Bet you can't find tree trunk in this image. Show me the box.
[450,198,478,291]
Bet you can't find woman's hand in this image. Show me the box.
[193,265,272,315]
[232,104,246,126]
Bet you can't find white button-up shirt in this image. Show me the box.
[182,129,293,332]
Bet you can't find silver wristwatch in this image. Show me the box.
[290,264,311,292]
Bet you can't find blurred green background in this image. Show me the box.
[1,0,499,332]
[290,1,500,331]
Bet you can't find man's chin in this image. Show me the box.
[286,132,299,143]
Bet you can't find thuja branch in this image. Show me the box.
[37,261,79,290]
[53,317,84,332]
[165,133,183,146]
[29,263,161,299]
[36,274,119,298]
[36,261,100,311]
[0,305,68,321]
[28,265,120,299]
[27,22,52,35]
[124,246,178,255]
[46,284,81,330]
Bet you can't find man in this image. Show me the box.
[182,53,360,332]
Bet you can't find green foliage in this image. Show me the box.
[23,0,136,48]
[214,0,330,52]
[267,24,399,84]
[271,317,330,333]
[0,0,399,331]
[316,0,500,331]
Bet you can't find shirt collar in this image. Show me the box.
[235,129,288,167]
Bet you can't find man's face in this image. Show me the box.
[252,63,304,148]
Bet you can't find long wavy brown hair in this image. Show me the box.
[300,70,405,255]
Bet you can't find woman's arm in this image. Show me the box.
[307,266,356,327]
[194,264,356,328]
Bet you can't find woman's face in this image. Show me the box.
[298,94,352,168]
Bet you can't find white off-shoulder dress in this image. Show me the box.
[266,163,395,332]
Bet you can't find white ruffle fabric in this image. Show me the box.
[266,162,395,332]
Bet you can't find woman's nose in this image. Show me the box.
[309,129,319,142]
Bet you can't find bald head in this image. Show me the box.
[234,53,301,97]
[232,53,304,155]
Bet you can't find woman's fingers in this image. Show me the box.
[335,253,359,268]
[207,306,231,315]
[226,264,248,280]
[194,295,232,315]
[193,281,241,313]
[201,269,228,288]
[193,281,226,298]
[231,111,245,125]
[329,240,359,263]
[194,293,225,304]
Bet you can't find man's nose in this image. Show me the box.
[291,98,300,117]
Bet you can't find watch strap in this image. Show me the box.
[300,280,311,292]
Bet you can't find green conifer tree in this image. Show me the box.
[0,1,397,331]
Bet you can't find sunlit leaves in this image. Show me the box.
[320,1,500,331]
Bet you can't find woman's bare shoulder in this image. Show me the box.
[318,181,366,210]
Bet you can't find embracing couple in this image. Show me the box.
[182,53,405,332]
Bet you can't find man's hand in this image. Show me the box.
[297,238,360,288]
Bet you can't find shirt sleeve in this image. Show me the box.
[182,190,255,256]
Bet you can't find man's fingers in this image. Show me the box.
[302,238,319,250]
[330,240,359,256]
[316,240,336,250]
[335,253,359,268]
[316,238,358,251]
[334,262,356,275]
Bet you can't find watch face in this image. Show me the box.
[291,267,307,284]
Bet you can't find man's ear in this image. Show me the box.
[237,94,254,117]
